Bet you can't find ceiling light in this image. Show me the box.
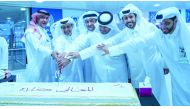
[36,0,44,3]
[6,17,11,20]
[153,4,160,7]
[20,8,26,11]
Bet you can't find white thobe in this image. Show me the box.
[103,26,148,88]
[53,35,84,82]
[108,24,190,105]
[24,26,54,82]
[105,24,171,105]
[155,27,190,105]
[65,33,94,82]
[78,32,129,82]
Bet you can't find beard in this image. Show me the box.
[64,31,72,36]
[126,22,136,29]
[39,23,47,28]
[161,24,175,34]
[87,25,95,31]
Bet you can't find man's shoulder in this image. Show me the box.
[25,25,40,33]
[55,35,66,42]
[112,29,126,37]
[24,26,42,39]
[25,28,36,33]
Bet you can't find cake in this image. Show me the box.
[0,82,140,106]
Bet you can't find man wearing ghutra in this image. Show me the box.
[52,17,84,82]
[64,11,129,82]
[97,4,170,105]
[22,10,55,82]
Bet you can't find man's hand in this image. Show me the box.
[51,51,60,60]
[97,43,109,55]
[56,55,71,69]
[66,52,80,59]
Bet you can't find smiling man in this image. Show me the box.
[23,10,55,82]
[96,4,171,105]
[52,17,84,82]
[64,11,129,83]
[99,7,190,105]
[97,4,155,89]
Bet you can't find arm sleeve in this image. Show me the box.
[64,35,89,52]
[109,32,155,56]
[79,44,102,60]
[103,31,124,46]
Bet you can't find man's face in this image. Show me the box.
[84,18,97,31]
[159,18,177,34]
[99,25,111,35]
[61,23,73,36]
[122,13,136,29]
[37,14,49,28]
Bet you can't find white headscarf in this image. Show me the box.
[78,11,99,34]
[53,17,78,39]
[95,11,120,36]
[155,7,190,62]
[119,4,149,31]
[50,20,61,40]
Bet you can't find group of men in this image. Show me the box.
[1,3,190,106]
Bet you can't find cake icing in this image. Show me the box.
[0,82,140,106]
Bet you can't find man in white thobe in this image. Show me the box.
[52,17,84,82]
[78,11,99,82]
[57,11,99,82]
[98,4,154,87]
[97,4,171,105]
[65,11,129,82]
[152,7,190,105]
[22,10,55,82]
[100,7,190,106]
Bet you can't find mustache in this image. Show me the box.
[127,22,134,25]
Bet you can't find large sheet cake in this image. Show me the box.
[0,82,140,106]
